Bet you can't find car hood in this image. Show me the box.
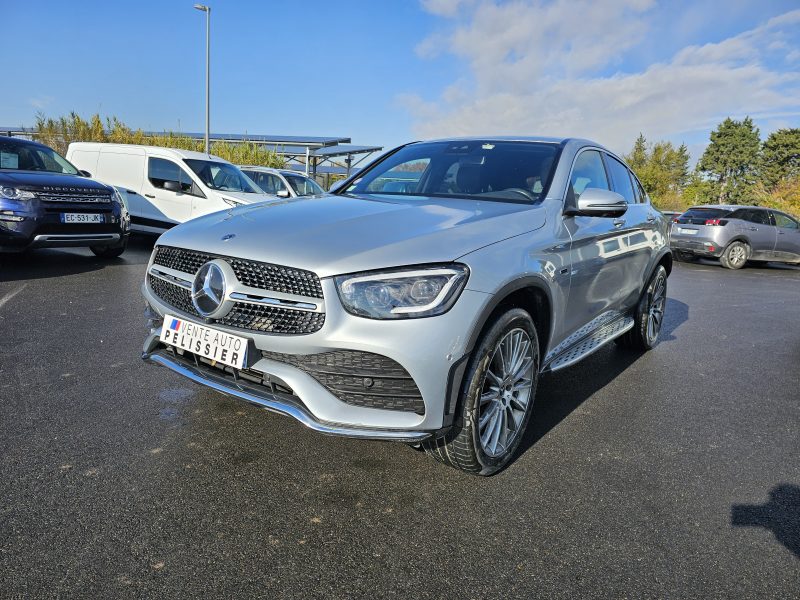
[0,170,112,191]
[156,193,546,277]
[217,190,277,204]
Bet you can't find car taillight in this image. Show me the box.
[705,219,728,226]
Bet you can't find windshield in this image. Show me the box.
[184,159,261,193]
[0,138,79,174]
[285,174,324,196]
[344,140,559,203]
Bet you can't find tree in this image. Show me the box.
[697,116,760,204]
[624,135,690,206]
[760,128,800,190]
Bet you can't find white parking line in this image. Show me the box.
[0,283,28,311]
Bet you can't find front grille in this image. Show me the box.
[262,350,425,414]
[148,275,325,335]
[153,246,323,298]
[36,191,112,203]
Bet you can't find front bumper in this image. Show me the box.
[0,197,128,251]
[142,275,490,435]
[142,346,433,442]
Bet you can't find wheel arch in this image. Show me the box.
[442,276,553,426]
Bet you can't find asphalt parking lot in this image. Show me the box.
[1,238,798,598]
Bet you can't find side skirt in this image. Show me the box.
[542,315,634,372]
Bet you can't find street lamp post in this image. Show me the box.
[194,4,210,154]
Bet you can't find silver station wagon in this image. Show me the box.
[142,137,672,475]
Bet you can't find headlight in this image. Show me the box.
[223,197,242,207]
[334,264,469,319]
[0,187,35,201]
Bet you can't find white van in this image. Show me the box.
[66,143,275,233]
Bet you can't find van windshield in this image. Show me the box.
[184,159,261,193]
[0,138,79,174]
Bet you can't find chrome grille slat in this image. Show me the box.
[152,245,323,298]
[36,191,112,204]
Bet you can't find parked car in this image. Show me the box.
[141,137,672,476]
[0,136,129,257]
[671,204,800,268]
[66,143,275,234]
[238,166,325,198]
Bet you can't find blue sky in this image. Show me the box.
[2,0,799,161]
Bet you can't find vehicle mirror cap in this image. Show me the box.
[78,169,92,178]
[568,188,628,218]
[276,189,290,198]
[163,181,182,192]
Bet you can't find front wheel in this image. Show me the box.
[423,308,539,476]
[90,237,128,259]
[617,265,667,352]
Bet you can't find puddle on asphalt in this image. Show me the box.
[158,387,196,423]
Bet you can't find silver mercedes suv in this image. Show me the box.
[141,137,672,475]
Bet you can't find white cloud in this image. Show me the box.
[403,2,800,155]
[29,96,54,110]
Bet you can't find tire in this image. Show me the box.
[90,238,127,259]
[617,265,667,352]
[719,241,749,270]
[674,250,697,263]
[422,308,539,476]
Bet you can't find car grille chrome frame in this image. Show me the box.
[147,246,326,336]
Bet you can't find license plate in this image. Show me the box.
[61,213,104,224]
[678,227,698,235]
[160,314,249,369]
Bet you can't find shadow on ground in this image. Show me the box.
[732,484,800,558]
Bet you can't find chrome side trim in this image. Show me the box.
[142,351,432,442]
[228,292,320,313]
[149,267,192,290]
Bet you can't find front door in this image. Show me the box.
[735,209,777,259]
[771,211,800,262]
[143,157,196,226]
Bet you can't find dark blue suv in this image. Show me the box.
[0,136,129,257]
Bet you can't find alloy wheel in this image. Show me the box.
[478,328,535,458]
[646,274,666,344]
[729,245,747,267]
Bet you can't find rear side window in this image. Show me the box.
[570,150,609,199]
[773,212,799,229]
[605,155,636,204]
[731,209,771,225]
[148,158,194,192]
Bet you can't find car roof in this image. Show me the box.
[68,141,228,162]
[689,204,764,211]
[239,165,311,178]
[0,135,52,150]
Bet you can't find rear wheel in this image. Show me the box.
[617,265,667,352]
[423,308,539,476]
[720,241,748,269]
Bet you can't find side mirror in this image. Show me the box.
[276,189,290,198]
[163,180,182,192]
[566,188,628,218]
[329,180,346,193]
[78,170,92,178]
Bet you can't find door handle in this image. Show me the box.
[144,194,155,199]
[778,231,785,235]
[125,189,136,195]
[613,219,625,228]
[646,215,656,222]
[748,227,758,231]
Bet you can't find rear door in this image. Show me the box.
[603,153,656,304]
[734,209,777,259]
[771,211,800,261]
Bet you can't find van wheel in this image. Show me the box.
[720,241,748,269]
[423,308,539,476]
[617,265,667,352]
[90,238,128,259]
